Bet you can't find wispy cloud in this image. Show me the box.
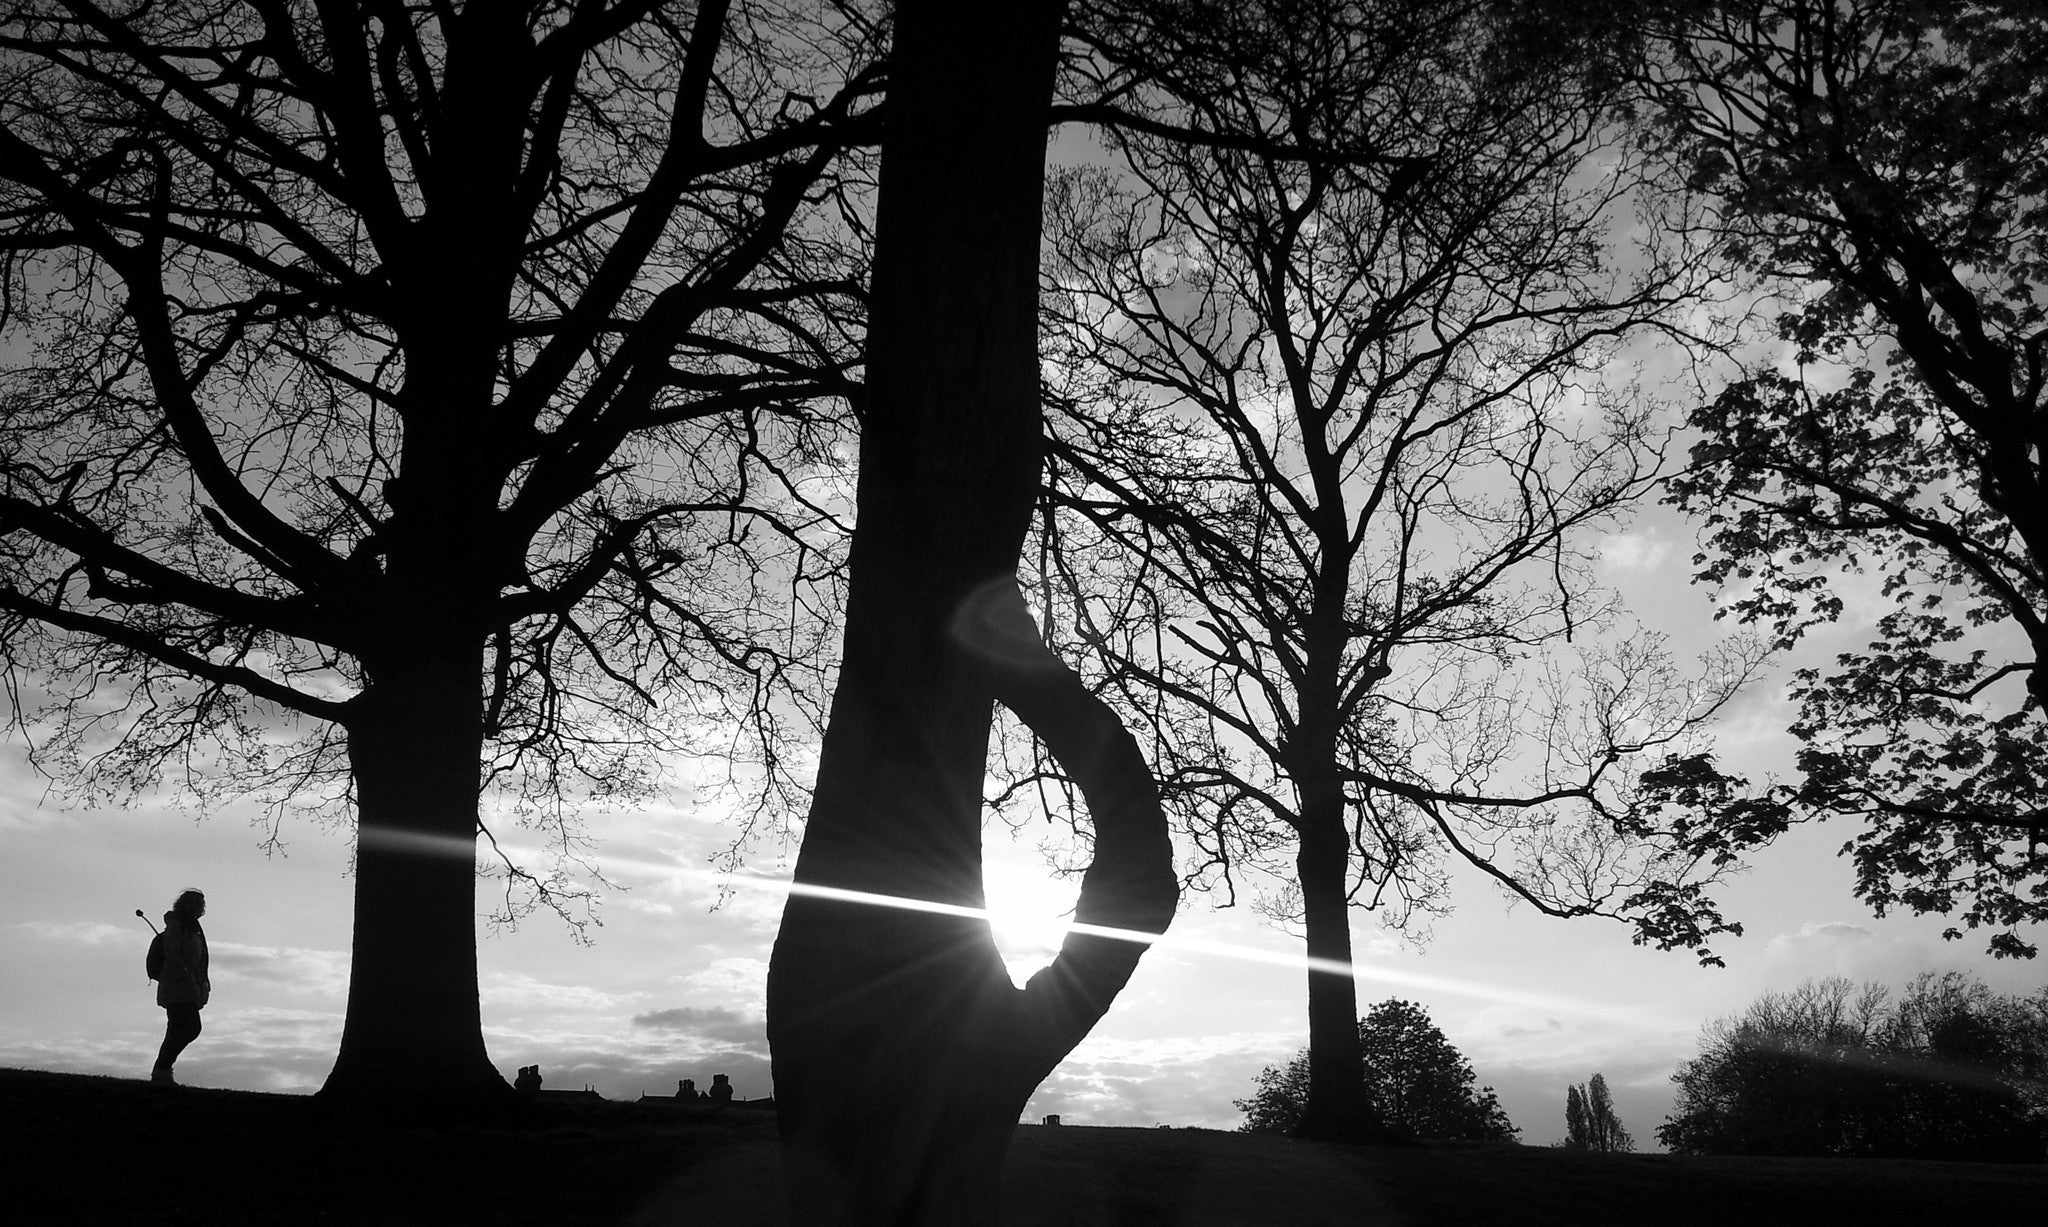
[1762,920,1930,984]
[209,942,349,996]
[630,1006,765,1046]
[0,1007,346,1093]
[1027,1031,1303,1129]
[667,957,769,1015]
[1599,528,1673,573]
[480,971,629,1012]
[15,920,130,945]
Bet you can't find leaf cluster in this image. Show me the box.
[1237,996,1519,1141]
[1642,0,2048,956]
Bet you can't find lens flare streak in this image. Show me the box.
[398,828,1639,1021]
[756,876,1635,1020]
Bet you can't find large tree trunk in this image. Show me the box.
[1289,784,1394,1143]
[313,8,528,1108]
[766,3,1176,1222]
[319,631,509,1110]
[319,278,513,1109]
[1288,572,1398,1144]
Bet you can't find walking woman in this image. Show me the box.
[150,889,210,1086]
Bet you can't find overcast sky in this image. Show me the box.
[5,498,2042,1149]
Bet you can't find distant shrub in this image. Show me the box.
[1237,998,1517,1141]
[1659,973,2048,1161]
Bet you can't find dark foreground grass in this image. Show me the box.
[1,1067,756,1226]
[8,1066,2046,1225]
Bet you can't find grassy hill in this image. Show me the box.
[7,1067,2044,1225]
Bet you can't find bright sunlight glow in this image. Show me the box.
[411,826,1643,1022]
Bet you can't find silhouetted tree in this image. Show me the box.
[1659,974,2048,1160]
[1239,998,1518,1141]
[764,2,1177,1222]
[1564,1072,1635,1151]
[1239,1048,1315,1136]
[0,0,876,1107]
[1642,0,2048,957]
[1032,0,1768,1143]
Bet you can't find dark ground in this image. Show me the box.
[7,1066,2046,1225]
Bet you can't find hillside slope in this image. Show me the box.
[7,1068,2044,1225]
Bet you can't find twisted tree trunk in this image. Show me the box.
[765,2,1177,1221]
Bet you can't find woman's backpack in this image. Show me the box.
[146,930,165,981]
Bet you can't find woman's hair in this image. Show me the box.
[171,889,206,920]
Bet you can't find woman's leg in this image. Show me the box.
[155,1005,202,1077]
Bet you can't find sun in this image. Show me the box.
[982,860,1078,985]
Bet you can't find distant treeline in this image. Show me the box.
[1660,974,2048,1162]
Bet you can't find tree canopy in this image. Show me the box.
[0,0,868,873]
[0,0,875,1104]
[1238,997,1518,1141]
[1659,973,2048,1161]
[1645,0,2048,956]
[1031,0,1769,1142]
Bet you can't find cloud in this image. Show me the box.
[0,1033,162,1079]
[1355,933,1406,960]
[481,1022,774,1103]
[208,942,349,997]
[480,971,626,1012]
[15,920,130,945]
[1707,682,1803,770]
[669,957,769,1014]
[630,1006,765,1046]
[1024,1031,1305,1130]
[1461,1003,1692,1070]
[0,1006,348,1094]
[1599,529,1673,573]
[1762,920,1930,983]
[166,1008,346,1094]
